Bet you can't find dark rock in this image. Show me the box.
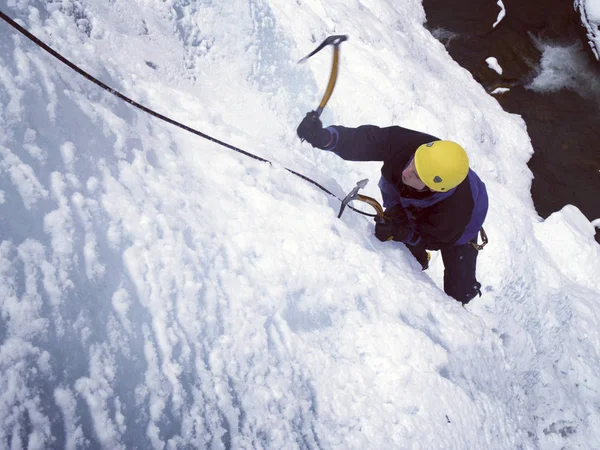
[423,0,600,244]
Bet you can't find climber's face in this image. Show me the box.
[402,158,427,191]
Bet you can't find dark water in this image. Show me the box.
[422,0,600,244]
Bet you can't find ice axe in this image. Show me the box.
[338,179,387,223]
[298,35,348,117]
[299,37,387,223]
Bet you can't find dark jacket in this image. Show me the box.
[324,124,488,250]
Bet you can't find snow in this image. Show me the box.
[575,0,600,59]
[584,0,600,20]
[485,56,503,75]
[493,0,506,28]
[528,41,600,96]
[491,87,510,94]
[1,1,600,449]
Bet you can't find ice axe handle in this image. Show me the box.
[315,43,339,117]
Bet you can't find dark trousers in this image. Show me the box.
[441,243,482,303]
[409,243,482,304]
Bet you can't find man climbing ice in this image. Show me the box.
[297,112,488,305]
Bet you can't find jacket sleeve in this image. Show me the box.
[324,125,439,162]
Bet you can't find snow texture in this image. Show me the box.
[493,0,506,28]
[485,57,504,75]
[528,41,600,96]
[1,1,600,449]
[575,0,600,59]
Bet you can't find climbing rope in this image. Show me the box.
[0,10,375,218]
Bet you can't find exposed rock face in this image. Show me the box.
[423,0,600,243]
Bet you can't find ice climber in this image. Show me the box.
[297,112,488,305]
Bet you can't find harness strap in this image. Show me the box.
[469,228,488,251]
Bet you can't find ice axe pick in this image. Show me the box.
[338,179,386,223]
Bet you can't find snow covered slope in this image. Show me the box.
[1,1,599,449]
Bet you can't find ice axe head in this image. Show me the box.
[298,35,348,63]
[337,178,386,220]
[355,178,368,190]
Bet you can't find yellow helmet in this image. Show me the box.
[414,140,469,192]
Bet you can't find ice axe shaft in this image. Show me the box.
[298,35,348,117]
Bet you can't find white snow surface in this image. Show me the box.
[493,0,506,28]
[583,0,600,20]
[575,0,600,59]
[1,1,600,449]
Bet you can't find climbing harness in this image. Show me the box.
[0,11,370,218]
[469,228,488,251]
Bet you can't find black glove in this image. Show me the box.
[375,219,409,242]
[374,204,410,242]
[297,112,332,149]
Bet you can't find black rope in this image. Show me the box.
[0,10,375,218]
